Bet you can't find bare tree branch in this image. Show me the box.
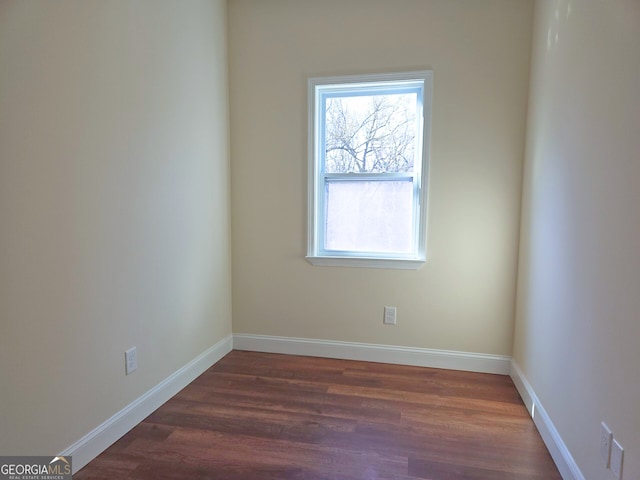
[325,94,416,174]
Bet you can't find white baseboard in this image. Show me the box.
[61,334,233,474]
[509,361,585,480]
[65,334,577,479]
[233,334,511,375]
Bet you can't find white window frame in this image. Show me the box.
[306,70,433,269]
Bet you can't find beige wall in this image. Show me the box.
[514,0,640,477]
[229,0,533,355]
[0,0,231,455]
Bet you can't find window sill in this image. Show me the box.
[306,255,425,270]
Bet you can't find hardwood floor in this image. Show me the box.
[75,351,561,479]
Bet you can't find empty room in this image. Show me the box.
[1,1,638,479]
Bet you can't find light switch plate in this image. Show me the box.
[600,422,612,468]
[610,438,624,479]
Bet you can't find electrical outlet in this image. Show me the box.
[383,306,397,325]
[600,422,613,468]
[610,439,624,479]
[125,347,137,375]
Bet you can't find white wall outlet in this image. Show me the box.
[383,306,397,325]
[125,347,138,375]
[610,438,624,479]
[600,422,613,468]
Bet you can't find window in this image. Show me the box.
[307,71,432,269]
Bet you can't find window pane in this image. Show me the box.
[324,181,413,253]
[324,93,417,174]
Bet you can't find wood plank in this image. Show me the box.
[74,351,561,480]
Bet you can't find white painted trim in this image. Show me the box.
[510,361,586,480]
[306,255,425,270]
[233,334,510,375]
[61,335,233,474]
[306,70,433,269]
